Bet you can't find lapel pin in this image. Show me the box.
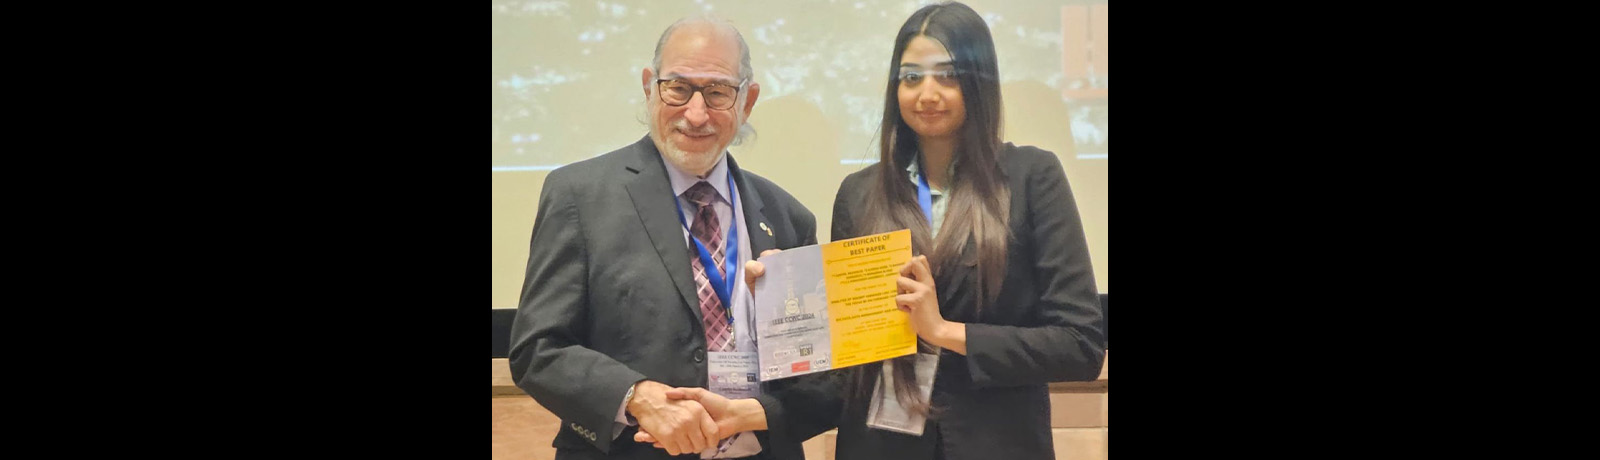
[759,222,773,236]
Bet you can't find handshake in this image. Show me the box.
[623,250,783,455]
[626,380,767,455]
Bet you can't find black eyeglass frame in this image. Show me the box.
[653,77,748,110]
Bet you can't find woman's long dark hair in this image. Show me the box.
[845,1,1011,418]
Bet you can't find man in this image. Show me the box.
[508,15,837,460]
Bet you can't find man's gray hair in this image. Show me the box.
[652,14,753,82]
[650,14,756,145]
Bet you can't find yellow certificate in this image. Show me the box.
[753,229,916,380]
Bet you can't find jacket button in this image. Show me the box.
[693,348,705,363]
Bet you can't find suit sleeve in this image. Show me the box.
[754,371,844,448]
[965,152,1107,387]
[798,201,818,246]
[507,174,647,453]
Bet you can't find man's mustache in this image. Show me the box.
[673,119,717,136]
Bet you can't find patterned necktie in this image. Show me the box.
[684,181,733,352]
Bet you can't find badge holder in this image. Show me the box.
[865,352,940,435]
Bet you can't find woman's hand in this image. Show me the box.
[896,255,967,354]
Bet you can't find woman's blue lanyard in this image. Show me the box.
[672,173,740,325]
[916,157,935,226]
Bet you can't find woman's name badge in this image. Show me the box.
[866,352,940,435]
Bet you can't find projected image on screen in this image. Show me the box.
[491,0,1107,170]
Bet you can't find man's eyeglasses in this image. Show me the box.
[898,69,960,87]
[655,78,746,110]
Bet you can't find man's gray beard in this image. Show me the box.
[648,115,729,176]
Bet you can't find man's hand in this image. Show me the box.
[744,249,782,294]
[634,387,768,447]
[626,380,718,455]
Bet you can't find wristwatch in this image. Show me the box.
[622,383,639,423]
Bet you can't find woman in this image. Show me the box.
[828,2,1106,459]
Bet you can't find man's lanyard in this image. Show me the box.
[672,173,740,323]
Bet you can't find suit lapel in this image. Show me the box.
[938,235,980,321]
[728,155,777,256]
[622,136,703,323]
[940,263,973,319]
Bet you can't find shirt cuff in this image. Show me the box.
[612,388,638,440]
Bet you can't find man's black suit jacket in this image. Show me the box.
[508,135,837,460]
